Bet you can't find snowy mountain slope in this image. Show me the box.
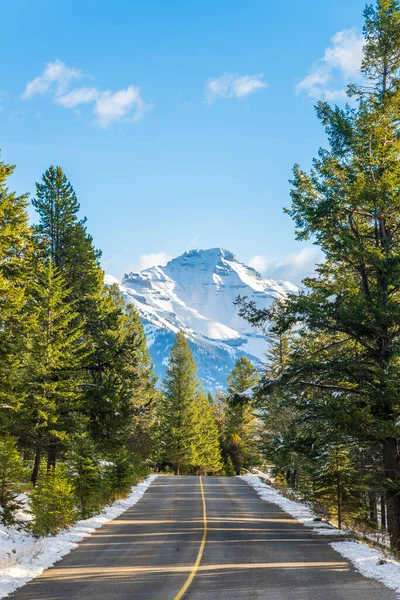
[106,249,298,392]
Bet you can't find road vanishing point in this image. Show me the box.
[10,476,396,599]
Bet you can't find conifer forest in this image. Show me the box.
[3,2,400,598]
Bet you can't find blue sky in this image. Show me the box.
[2,0,367,283]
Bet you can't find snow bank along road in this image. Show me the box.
[9,476,396,600]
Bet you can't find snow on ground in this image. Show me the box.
[240,474,346,535]
[330,541,400,597]
[0,474,157,599]
[242,474,400,597]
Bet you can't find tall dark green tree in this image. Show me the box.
[159,331,201,475]
[238,0,400,552]
[20,259,85,484]
[224,357,260,474]
[32,165,104,322]
[85,284,158,458]
[0,153,31,431]
[32,166,80,268]
[195,391,223,474]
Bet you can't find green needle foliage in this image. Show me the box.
[0,153,31,433]
[158,331,223,475]
[224,357,260,475]
[159,331,201,475]
[194,391,223,475]
[237,0,400,552]
[0,157,160,536]
[30,465,77,537]
[0,436,27,525]
[21,259,85,485]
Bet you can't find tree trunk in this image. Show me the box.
[383,437,400,552]
[289,469,297,489]
[337,472,342,530]
[31,444,41,486]
[175,464,180,476]
[47,443,57,471]
[381,493,387,529]
[368,491,378,523]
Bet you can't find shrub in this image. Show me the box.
[105,449,139,500]
[71,441,104,519]
[224,456,235,477]
[30,465,77,536]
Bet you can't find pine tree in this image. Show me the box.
[70,436,104,518]
[238,0,400,552]
[0,153,31,432]
[314,443,363,530]
[224,456,235,476]
[160,331,201,475]
[32,166,80,268]
[194,391,223,474]
[20,259,85,484]
[227,357,259,396]
[85,285,158,458]
[30,465,77,537]
[225,357,260,474]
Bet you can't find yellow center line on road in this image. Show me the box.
[173,476,207,600]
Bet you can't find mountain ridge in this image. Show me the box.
[105,248,298,392]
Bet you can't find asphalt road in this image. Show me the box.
[10,476,396,600]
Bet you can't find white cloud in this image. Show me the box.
[137,252,173,271]
[22,61,148,127]
[22,60,82,99]
[249,247,324,285]
[297,27,364,100]
[206,73,267,104]
[55,87,99,108]
[248,255,268,273]
[94,85,146,128]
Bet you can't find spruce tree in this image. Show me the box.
[314,443,363,530]
[20,259,85,483]
[225,357,260,474]
[0,153,31,431]
[85,285,158,458]
[160,331,200,475]
[32,165,104,349]
[30,465,77,536]
[195,391,223,474]
[32,166,80,268]
[238,0,400,551]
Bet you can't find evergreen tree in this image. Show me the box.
[32,166,80,269]
[238,0,400,551]
[225,357,260,474]
[160,331,201,475]
[224,456,235,476]
[32,164,104,366]
[20,259,85,484]
[195,391,223,474]
[85,285,158,458]
[0,436,27,525]
[70,436,104,518]
[314,443,363,530]
[0,153,31,432]
[227,357,259,396]
[30,465,77,537]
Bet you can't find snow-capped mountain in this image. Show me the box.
[106,249,298,392]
